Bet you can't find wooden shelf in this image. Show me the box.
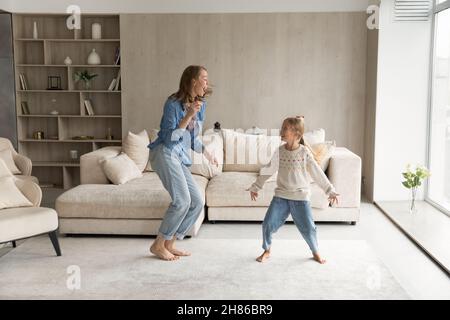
[34,161,80,167]
[20,139,122,143]
[14,13,122,190]
[18,90,121,93]
[17,64,120,67]
[19,115,122,118]
[16,38,120,42]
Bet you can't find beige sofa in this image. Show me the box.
[55,129,361,236]
[56,146,207,236]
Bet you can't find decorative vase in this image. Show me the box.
[83,80,91,90]
[87,49,101,65]
[409,187,417,214]
[33,21,38,39]
[64,56,72,65]
[91,23,102,39]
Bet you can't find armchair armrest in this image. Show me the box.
[14,178,42,207]
[327,147,361,208]
[80,146,121,184]
[13,153,32,176]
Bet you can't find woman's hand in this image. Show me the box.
[186,100,202,118]
[328,192,340,206]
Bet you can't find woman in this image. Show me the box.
[148,65,218,261]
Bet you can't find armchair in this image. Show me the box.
[0,178,61,256]
[0,137,38,184]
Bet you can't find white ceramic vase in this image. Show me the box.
[33,21,38,39]
[87,49,101,65]
[64,56,72,65]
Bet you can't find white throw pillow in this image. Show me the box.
[100,153,143,185]
[0,149,21,174]
[222,129,281,173]
[144,129,160,172]
[0,158,13,179]
[303,128,325,145]
[310,140,336,171]
[0,176,33,209]
[190,131,224,178]
[122,130,149,172]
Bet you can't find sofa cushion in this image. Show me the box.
[100,152,143,185]
[122,130,149,172]
[0,176,33,210]
[56,172,208,219]
[303,128,325,145]
[190,131,224,178]
[222,129,281,173]
[206,172,329,209]
[0,149,21,174]
[310,141,336,171]
[0,158,13,179]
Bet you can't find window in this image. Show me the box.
[428,0,450,215]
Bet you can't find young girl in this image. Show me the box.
[248,116,339,264]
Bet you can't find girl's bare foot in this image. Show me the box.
[165,238,191,256]
[256,250,270,262]
[313,253,326,264]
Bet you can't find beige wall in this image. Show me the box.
[121,12,368,159]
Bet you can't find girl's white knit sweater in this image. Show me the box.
[248,144,336,201]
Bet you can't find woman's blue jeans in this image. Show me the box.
[149,144,204,240]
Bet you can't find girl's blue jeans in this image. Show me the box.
[262,196,319,253]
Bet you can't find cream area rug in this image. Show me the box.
[0,236,409,299]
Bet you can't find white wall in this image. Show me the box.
[373,0,432,201]
[0,0,370,13]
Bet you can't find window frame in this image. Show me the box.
[425,0,450,216]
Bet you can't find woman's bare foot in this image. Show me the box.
[150,244,179,261]
[165,238,191,256]
[149,236,179,261]
[256,250,271,262]
[313,252,326,264]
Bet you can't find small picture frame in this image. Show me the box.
[47,75,62,90]
[21,101,30,115]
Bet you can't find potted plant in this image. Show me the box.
[73,70,98,90]
[401,164,430,213]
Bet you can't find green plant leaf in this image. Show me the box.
[402,181,411,189]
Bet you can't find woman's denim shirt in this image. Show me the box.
[148,97,205,166]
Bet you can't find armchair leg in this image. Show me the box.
[48,231,62,256]
[12,241,16,248]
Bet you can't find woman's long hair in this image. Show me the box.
[169,65,212,104]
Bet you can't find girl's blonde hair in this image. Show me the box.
[282,116,319,162]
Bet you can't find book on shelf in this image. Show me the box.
[114,69,121,91]
[21,101,30,115]
[19,73,29,90]
[114,47,120,65]
[84,99,95,115]
[107,78,117,91]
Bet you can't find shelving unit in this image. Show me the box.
[13,14,122,190]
